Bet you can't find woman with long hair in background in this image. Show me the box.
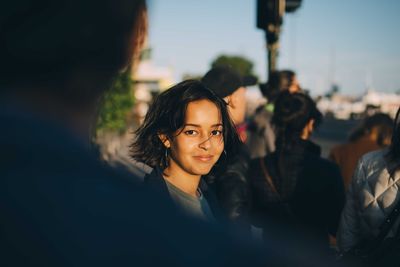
[249,91,345,253]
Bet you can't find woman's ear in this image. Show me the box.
[158,134,171,148]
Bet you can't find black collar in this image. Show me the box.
[144,167,222,220]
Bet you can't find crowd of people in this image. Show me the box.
[1,0,400,266]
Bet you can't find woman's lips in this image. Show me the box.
[193,155,213,162]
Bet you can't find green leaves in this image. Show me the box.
[96,69,134,133]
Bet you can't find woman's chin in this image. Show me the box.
[192,166,214,176]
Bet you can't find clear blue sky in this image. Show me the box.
[148,0,400,96]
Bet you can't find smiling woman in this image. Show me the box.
[130,80,240,222]
[160,99,224,184]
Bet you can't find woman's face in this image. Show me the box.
[163,99,224,179]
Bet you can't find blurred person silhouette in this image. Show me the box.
[201,66,255,231]
[249,91,345,254]
[247,70,301,159]
[131,80,241,223]
[0,1,261,266]
[337,106,400,266]
[329,113,393,190]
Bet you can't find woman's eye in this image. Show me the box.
[211,130,222,136]
[184,130,197,136]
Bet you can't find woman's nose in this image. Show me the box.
[198,135,212,150]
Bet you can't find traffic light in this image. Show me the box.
[256,0,303,30]
[285,0,302,13]
[256,0,303,76]
[256,0,284,30]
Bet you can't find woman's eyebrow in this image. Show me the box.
[183,123,223,128]
[183,123,201,128]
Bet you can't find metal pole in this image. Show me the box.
[268,42,279,76]
[265,25,280,78]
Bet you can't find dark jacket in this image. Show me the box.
[249,140,345,248]
[144,167,223,222]
[209,143,252,230]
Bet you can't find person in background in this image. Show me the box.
[329,113,393,190]
[337,107,400,256]
[0,1,259,266]
[202,66,255,231]
[247,70,301,159]
[131,79,241,223]
[249,91,345,253]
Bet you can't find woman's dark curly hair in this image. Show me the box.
[130,79,240,171]
[272,91,322,149]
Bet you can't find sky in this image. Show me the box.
[147,0,400,96]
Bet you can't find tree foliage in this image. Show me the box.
[96,69,134,133]
[211,54,256,77]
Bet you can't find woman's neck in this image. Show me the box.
[162,163,201,197]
